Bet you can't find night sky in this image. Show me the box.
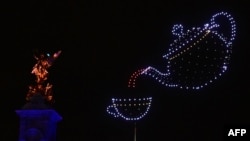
[1,1,250,141]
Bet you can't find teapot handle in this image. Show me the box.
[210,12,236,46]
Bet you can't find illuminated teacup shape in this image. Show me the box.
[107,97,152,121]
[128,12,236,90]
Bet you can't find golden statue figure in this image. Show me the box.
[26,50,62,103]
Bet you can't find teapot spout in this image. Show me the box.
[128,66,172,88]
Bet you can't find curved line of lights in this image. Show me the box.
[107,97,152,121]
[128,69,145,88]
[127,11,236,90]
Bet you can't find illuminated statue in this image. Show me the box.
[26,50,62,103]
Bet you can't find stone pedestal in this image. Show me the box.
[16,110,62,141]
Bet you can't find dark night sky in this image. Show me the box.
[1,0,250,141]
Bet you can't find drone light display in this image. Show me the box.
[128,12,236,90]
[107,97,152,121]
[107,97,152,141]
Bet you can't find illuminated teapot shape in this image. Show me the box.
[128,12,236,90]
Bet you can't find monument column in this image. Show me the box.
[16,109,62,141]
[16,50,62,141]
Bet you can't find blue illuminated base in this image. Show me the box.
[16,110,62,141]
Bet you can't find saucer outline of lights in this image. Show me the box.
[128,11,236,90]
[107,97,152,121]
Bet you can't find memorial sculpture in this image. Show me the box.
[26,50,62,103]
